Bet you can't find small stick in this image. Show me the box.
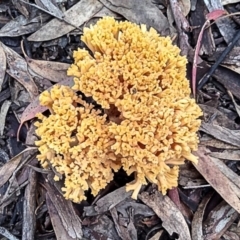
[198,30,240,90]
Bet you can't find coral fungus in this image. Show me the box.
[35,17,202,203]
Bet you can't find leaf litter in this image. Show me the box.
[0,0,240,239]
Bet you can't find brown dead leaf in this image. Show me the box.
[139,190,191,240]
[204,1,237,44]
[28,0,103,42]
[116,199,155,217]
[200,122,240,147]
[179,0,191,16]
[0,44,6,91]
[12,0,29,18]
[83,215,121,239]
[94,5,121,18]
[35,0,64,19]
[45,194,78,240]
[223,231,239,240]
[84,186,133,216]
[44,182,83,239]
[22,41,72,83]
[199,104,239,130]
[223,224,240,240]
[222,0,240,4]
[148,230,164,240]
[0,147,37,189]
[192,192,213,240]
[210,150,240,160]
[0,100,11,136]
[0,14,50,37]
[200,135,238,150]
[194,146,240,214]
[110,207,137,240]
[228,90,240,118]
[99,0,170,35]
[213,66,240,100]
[17,78,74,140]
[210,47,240,67]
[210,157,240,190]
[1,43,38,99]
[203,201,239,240]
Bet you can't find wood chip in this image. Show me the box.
[139,190,191,240]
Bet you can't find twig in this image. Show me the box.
[169,0,191,56]
[183,184,211,189]
[198,30,240,90]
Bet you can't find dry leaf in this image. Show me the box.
[84,186,133,216]
[200,135,238,150]
[192,192,213,240]
[12,0,29,18]
[206,9,226,21]
[149,230,164,240]
[45,194,77,240]
[24,55,72,83]
[1,43,38,99]
[110,207,137,240]
[45,182,83,239]
[221,0,240,5]
[0,148,37,189]
[22,39,72,82]
[210,157,240,190]
[83,215,120,239]
[28,0,104,42]
[203,201,239,239]
[204,0,237,44]
[116,200,155,217]
[214,66,240,100]
[17,78,74,140]
[210,150,240,160]
[199,104,239,130]
[194,146,240,214]
[36,0,64,19]
[200,122,240,147]
[0,44,6,91]
[228,90,240,118]
[179,0,191,16]
[0,14,50,37]
[139,190,191,240]
[99,0,170,35]
[0,100,11,136]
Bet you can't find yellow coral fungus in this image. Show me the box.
[35,17,202,203]
[35,85,121,202]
